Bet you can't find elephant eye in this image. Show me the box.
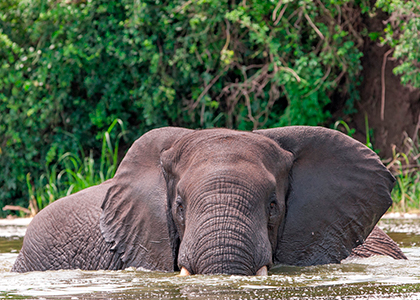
[269,201,276,215]
[173,196,186,237]
[175,196,185,220]
[268,193,278,218]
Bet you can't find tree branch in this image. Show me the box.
[381,48,394,121]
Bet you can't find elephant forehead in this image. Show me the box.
[185,164,275,186]
[175,163,278,206]
[172,129,286,167]
[161,129,293,190]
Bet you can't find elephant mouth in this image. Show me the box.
[178,265,268,276]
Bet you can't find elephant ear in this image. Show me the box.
[100,127,193,271]
[254,126,395,266]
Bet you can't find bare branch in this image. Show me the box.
[3,205,31,214]
[173,0,192,14]
[244,64,265,71]
[242,90,258,129]
[279,66,301,82]
[274,3,288,26]
[272,0,283,21]
[381,48,394,121]
[191,66,230,111]
[304,13,325,40]
[221,20,231,53]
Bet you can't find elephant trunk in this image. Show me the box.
[178,195,272,276]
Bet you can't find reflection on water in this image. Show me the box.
[1,218,420,299]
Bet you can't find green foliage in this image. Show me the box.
[373,0,420,210]
[0,0,371,212]
[25,119,125,211]
[376,0,420,88]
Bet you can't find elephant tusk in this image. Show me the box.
[178,267,191,276]
[256,266,268,276]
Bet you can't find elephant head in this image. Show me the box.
[100,126,394,275]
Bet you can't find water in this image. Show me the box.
[1,218,420,299]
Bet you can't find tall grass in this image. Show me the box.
[334,114,375,151]
[26,119,126,213]
[386,133,420,213]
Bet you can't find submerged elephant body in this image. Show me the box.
[12,126,406,275]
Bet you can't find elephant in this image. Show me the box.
[12,126,406,275]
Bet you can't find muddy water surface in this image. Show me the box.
[1,218,420,299]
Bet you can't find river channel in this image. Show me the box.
[1,217,420,299]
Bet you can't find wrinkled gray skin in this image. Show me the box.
[12,127,406,275]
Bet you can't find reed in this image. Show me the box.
[386,133,420,213]
[26,120,126,212]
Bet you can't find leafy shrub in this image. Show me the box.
[0,0,371,212]
[376,0,420,88]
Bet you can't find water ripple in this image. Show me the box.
[1,218,420,299]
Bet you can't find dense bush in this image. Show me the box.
[0,0,399,212]
[376,0,420,88]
